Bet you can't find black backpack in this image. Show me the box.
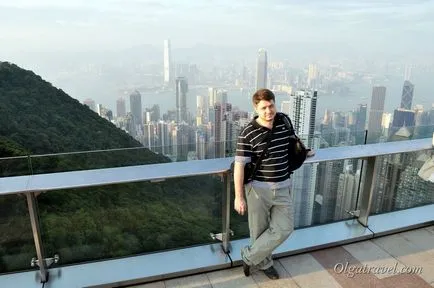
[277,112,309,173]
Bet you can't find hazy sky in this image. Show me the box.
[1,0,434,54]
[1,0,433,115]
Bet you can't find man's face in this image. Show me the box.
[255,100,276,122]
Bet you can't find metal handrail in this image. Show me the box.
[0,138,431,196]
[0,137,432,284]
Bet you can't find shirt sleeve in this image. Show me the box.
[235,129,252,164]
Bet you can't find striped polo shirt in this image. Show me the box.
[235,112,295,188]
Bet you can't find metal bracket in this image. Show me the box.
[346,209,360,217]
[31,254,60,269]
[210,230,234,242]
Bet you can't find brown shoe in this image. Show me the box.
[263,266,279,280]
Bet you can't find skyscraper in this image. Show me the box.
[354,104,367,144]
[83,99,96,112]
[287,89,320,227]
[116,97,126,118]
[400,80,414,110]
[164,39,172,85]
[392,109,415,129]
[208,88,227,108]
[175,77,188,123]
[255,48,267,90]
[355,104,367,132]
[287,89,318,148]
[129,90,142,128]
[367,86,386,142]
[307,64,319,89]
[196,95,206,126]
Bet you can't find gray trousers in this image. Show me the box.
[241,183,294,270]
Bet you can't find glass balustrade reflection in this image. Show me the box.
[0,195,37,274]
[369,150,434,215]
[230,159,363,240]
[36,174,223,266]
[0,156,31,177]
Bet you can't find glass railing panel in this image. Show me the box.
[369,150,434,215]
[0,157,35,274]
[36,174,223,265]
[29,147,171,174]
[26,128,373,175]
[366,124,434,144]
[231,159,363,239]
[0,156,31,177]
[0,194,36,274]
[294,160,363,228]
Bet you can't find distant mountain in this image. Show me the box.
[0,61,159,156]
[0,61,170,176]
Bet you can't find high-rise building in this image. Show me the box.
[400,80,414,110]
[96,104,113,122]
[307,64,319,89]
[196,95,207,126]
[175,77,188,123]
[156,121,171,155]
[144,123,157,151]
[392,109,415,129]
[334,167,359,219]
[213,103,224,158]
[129,90,142,128]
[355,104,367,132]
[280,101,290,116]
[287,89,318,148]
[255,48,267,90]
[83,99,96,112]
[172,123,189,161]
[355,104,367,144]
[313,160,344,224]
[164,39,172,85]
[322,109,332,126]
[287,89,320,227]
[208,88,227,108]
[195,129,207,160]
[116,97,126,118]
[394,154,434,209]
[331,112,345,128]
[367,86,386,142]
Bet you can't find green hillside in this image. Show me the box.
[0,62,243,274]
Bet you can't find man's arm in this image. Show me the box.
[233,129,252,215]
[233,161,246,215]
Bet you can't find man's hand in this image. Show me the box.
[234,196,247,215]
[233,161,247,215]
[307,149,315,158]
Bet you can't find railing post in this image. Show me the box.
[357,156,378,227]
[221,172,232,253]
[26,192,48,283]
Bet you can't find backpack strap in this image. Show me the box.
[278,112,296,137]
[250,127,273,180]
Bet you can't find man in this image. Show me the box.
[233,88,295,280]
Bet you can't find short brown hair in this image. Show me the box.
[252,89,275,105]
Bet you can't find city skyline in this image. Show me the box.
[1,1,434,114]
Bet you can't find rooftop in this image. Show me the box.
[130,225,434,288]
